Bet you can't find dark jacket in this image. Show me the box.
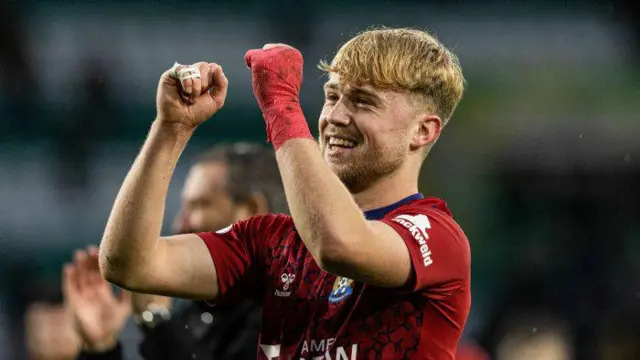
[78,299,261,360]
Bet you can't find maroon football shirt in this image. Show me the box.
[198,195,471,359]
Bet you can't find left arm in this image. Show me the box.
[276,139,411,287]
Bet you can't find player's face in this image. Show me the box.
[173,162,242,234]
[318,73,415,191]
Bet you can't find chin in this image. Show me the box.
[325,154,352,172]
[331,165,363,191]
[326,161,344,176]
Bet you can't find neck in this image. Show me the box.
[351,163,420,212]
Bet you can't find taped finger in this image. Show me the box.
[169,62,181,79]
[169,62,202,99]
[177,66,201,81]
[168,62,201,81]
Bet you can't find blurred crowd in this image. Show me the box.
[1,1,639,359]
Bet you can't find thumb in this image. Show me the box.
[159,68,181,97]
[244,49,262,69]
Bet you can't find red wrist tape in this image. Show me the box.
[263,103,314,151]
[245,47,313,150]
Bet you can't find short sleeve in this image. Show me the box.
[197,214,282,300]
[381,207,470,297]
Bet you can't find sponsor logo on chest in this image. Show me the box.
[260,337,358,360]
[275,272,296,297]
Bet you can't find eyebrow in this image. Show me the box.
[323,82,382,103]
[323,82,339,91]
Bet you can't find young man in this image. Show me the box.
[100,27,471,359]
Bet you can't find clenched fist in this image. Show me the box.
[244,44,313,150]
[156,62,228,130]
[244,43,303,110]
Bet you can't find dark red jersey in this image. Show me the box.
[198,194,471,359]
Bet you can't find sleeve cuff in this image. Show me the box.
[78,342,122,360]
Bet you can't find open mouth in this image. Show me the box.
[327,136,358,149]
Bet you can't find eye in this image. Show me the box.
[355,97,373,106]
[325,92,339,102]
[189,199,212,209]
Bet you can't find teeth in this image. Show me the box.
[328,137,356,148]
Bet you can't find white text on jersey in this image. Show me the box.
[392,214,434,267]
[300,337,358,360]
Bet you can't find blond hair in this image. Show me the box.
[319,27,465,124]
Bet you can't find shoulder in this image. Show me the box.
[243,213,293,231]
[386,197,464,232]
[384,197,470,255]
[199,213,294,243]
[247,213,295,238]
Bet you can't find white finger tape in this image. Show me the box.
[169,62,201,81]
[177,67,201,81]
[169,62,181,79]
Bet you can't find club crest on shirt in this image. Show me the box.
[328,277,354,304]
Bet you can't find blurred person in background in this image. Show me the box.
[25,144,286,360]
[25,302,85,360]
[493,311,574,360]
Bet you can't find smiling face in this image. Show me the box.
[318,73,416,192]
[317,27,466,192]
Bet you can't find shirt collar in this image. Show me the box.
[364,193,424,220]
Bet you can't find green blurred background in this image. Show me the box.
[0,1,638,359]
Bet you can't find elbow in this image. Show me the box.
[98,247,141,290]
[98,251,126,287]
[314,237,356,275]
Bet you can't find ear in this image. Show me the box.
[233,192,270,220]
[410,114,442,151]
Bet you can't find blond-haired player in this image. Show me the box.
[100,27,471,359]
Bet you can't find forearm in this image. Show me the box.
[275,139,369,267]
[100,120,193,286]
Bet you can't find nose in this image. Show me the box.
[324,99,351,127]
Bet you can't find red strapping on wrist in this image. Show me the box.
[245,47,313,150]
[263,103,314,151]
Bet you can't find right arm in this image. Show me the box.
[99,61,229,300]
[100,120,218,299]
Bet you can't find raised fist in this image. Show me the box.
[156,61,228,130]
[244,44,303,110]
